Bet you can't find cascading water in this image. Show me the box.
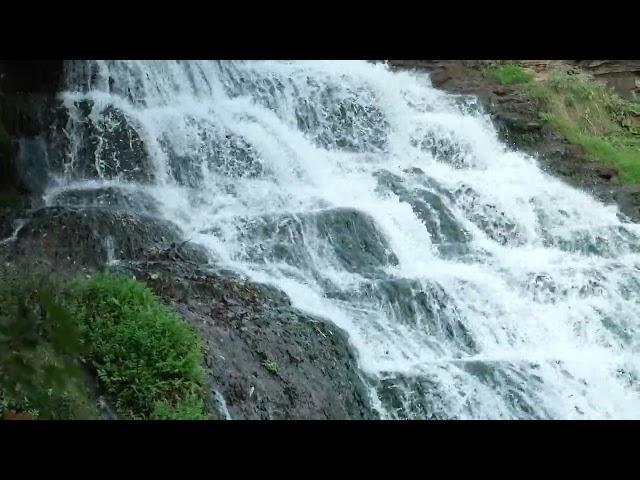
[37,60,640,419]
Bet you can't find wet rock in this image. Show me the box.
[330,277,476,354]
[6,197,376,419]
[11,206,208,267]
[50,186,159,215]
[375,170,471,247]
[404,166,425,175]
[61,101,153,183]
[316,99,389,152]
[541,224,640,258]
[117,260,377,420]
[610,185,640,222]
[376,374,450,420]
[454,185,526,247]
[162,128,264,187]
[230,207,398,276]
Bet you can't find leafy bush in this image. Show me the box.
[1,267,211,420]
[69,273,207,419]
[150,394,212,420]
[0,266,97,420]
[488,62,533,86]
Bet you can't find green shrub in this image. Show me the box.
[69,273,207,419]
[150,394,212,420]
[488,62,533,86]
[0,266,97,420]
[1,267,211,420]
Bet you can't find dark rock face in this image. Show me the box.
[11,206,208,268]
[228,207,399,276]
[119,260,377,420]
[2,87,153,196]
[574,60,640,100]
[59,101,153,183]
[5,202,376,420]
[374,169,471,248]
[594,184,640,223]
[0,61,67,196]
[50,186,160,215]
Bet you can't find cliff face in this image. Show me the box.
[575,60,640,100]
[0,61,65,193]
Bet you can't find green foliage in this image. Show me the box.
[528,70,640,183]
[1,267,211,420]
[488,62,533,86]
[529,70,640,135]
[150,394,213,420]
[69,273,207,419]
[261,358,279,375]
[0,266,97,420]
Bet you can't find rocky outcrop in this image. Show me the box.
[2,202,377,420]
[574,60,640,100]
[120,259,377,420]
[10,206,209,268]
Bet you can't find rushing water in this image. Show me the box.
[37,60,640,419]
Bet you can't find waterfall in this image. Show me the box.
[41,60,640,419]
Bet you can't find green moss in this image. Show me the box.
[488,62,533,86]
[527,70,640,183]
[68,273,208,419]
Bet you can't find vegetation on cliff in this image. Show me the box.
[526,70,640,183]
[69,273,209,419]
[483,61,640,184]
[0,266,210,420]
[488,62,533,86]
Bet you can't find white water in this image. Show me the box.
[48,60,640,419]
